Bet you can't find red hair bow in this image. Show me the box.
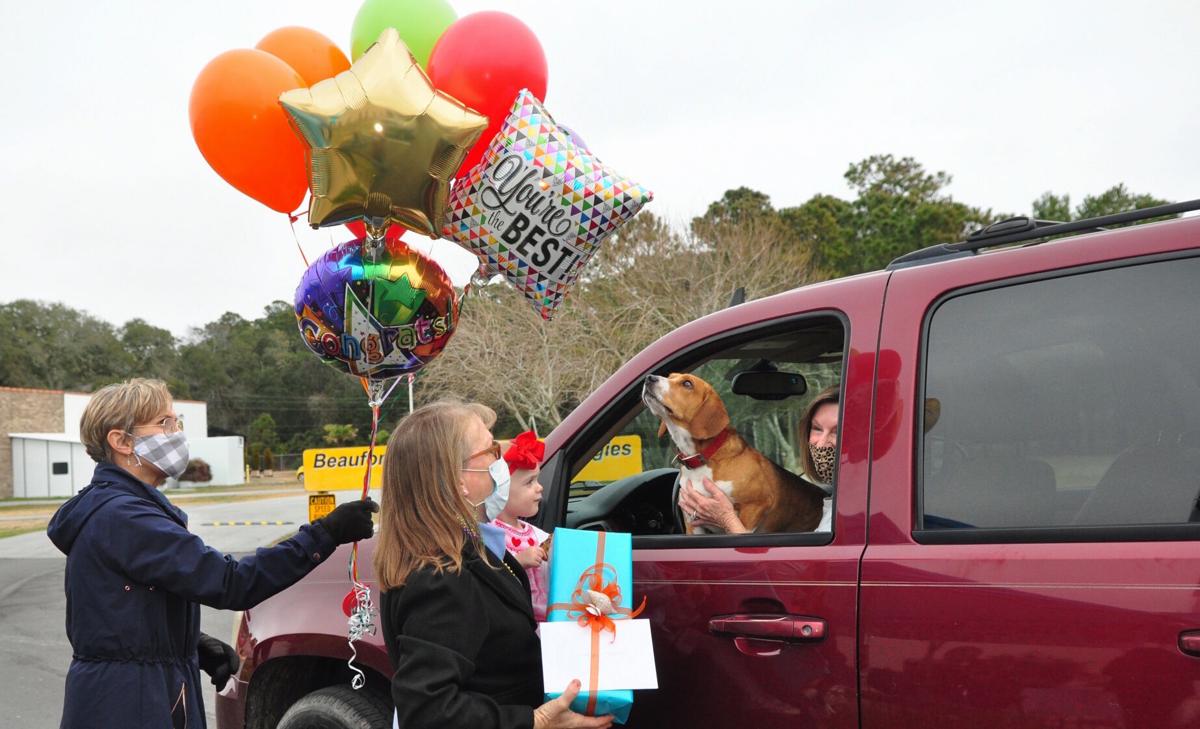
[503,430,544,471]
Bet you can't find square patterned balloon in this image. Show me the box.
[443,90,652,319]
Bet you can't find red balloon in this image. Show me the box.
[341,585,374,617]
[427,12,548,176]
[346,220,406,241]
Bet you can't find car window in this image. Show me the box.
[920,256,1200,533]
[564,317,845,539]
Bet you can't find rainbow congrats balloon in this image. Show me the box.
[295,239,459,379]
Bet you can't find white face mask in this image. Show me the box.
[131,431,190,480]
[469,458,511,520]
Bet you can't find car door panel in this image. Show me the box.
[862,243,1200,729]
[542,275,887,728]
[629,546,862,727]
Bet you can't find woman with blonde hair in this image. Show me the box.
[47,378,377,729]
[376,400,612,729]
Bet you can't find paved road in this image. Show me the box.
[0,493,313,559]
[0,492,373,727]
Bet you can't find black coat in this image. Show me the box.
[46,462,338,729]
[382,540,543,729]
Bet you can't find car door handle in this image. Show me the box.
[1179,630,1200,656]
[709,614,826,642]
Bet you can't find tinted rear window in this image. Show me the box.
[920,256,1200,532]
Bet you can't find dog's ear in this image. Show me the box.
[657,420,668,438]
[690,389,729,440]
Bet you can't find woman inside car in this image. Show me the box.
[678,384,839,533]
[375,400,613,729]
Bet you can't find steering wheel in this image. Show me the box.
[566,468,680,535]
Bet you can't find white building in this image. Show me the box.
[8,433,93,498]
[5,389,244,498]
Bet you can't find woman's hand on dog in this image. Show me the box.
[680,478,748,534]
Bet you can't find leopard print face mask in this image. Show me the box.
[810,445,837,484]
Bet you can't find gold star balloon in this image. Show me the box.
[280,28,488,237]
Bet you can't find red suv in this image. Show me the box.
[219,203,1200,729]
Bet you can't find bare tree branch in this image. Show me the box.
[417,213,818,432]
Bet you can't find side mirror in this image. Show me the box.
[731,371,808,401]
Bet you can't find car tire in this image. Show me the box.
[276,686,390,729]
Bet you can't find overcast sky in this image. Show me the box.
[2,0,1197,336]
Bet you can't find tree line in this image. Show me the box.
[0,155,1171,457]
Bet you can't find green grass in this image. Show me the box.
[0,523,46,539]
[170,478,301,494]
[0,479,303,510]
[163,492,305,508]
[0,503,60,515]
[0,485,304,525]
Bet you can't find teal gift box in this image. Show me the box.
[543,528,642,724]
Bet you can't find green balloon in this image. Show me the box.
[351,0,458,68]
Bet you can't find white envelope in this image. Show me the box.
[538,619,658,691]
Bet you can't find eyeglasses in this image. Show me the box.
[463,441,501,469]
[133,414,184,433]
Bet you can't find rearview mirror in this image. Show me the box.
[731,371,808,400]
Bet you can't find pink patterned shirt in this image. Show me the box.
[490,518,550,621]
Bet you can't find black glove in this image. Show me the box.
[197,633,239,691]
[318,498,379,544]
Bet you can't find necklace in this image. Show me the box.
[460,520,520,582]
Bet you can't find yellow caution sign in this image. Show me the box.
[308,492,336,523]
[303,446,386,492]
[573,435,642,483]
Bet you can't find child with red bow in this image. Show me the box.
[492,431,551,621]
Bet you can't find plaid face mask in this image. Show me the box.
[132,431,190,480]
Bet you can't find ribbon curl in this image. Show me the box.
[550,562,645,638]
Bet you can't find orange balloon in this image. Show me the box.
[256,26,351,87]
[189,49,308,214]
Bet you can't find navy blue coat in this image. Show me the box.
[47,463,337,729]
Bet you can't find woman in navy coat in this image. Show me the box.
[47,379,377,729]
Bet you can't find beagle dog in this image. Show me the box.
[643,373,828,534]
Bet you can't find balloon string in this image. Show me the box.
[345,397,382,689]
[347,638,367,690]
[345,580,375,690]
[378,377,404,407]
[361,404,380,501]
[348,399,382,584]
[287,208,311,268]
[359,375,403,409]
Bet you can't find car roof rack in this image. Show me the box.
[887,198,1200,270]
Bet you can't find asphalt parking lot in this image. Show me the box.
[0,493,316,728]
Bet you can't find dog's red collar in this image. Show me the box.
[675,428,732,469]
